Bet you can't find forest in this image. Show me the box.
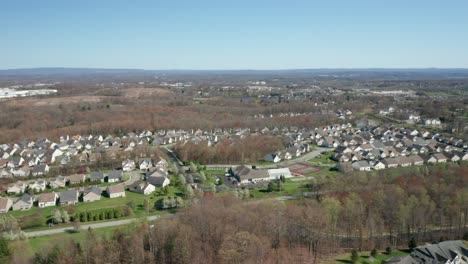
[1,164,466,263]
[173,136,286,164]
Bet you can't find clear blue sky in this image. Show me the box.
[1,0,468,69]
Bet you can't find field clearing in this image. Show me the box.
[25,225,120,256]
[123,87,173,98]
[5,95,104,106]
[328,249,409,264]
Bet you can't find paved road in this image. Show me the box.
[25,214,177,237]
[124,171,142,187]
[160,147,184,173]
[205,148,332,170]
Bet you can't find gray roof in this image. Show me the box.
[59,190,79,203]
[16,194,34,203]
[147,176,168,187]
[89,171,104,180]
[84,186,102,196]
[107,170,123,180]
[412,240,468,264]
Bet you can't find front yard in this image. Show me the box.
[307,151,336,165]
[9,191,166,230]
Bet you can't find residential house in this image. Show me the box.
[59,189,79,205]
[410,155,425,166]
[7,181,26,195]
[352,161,371,171]
[8,157,24,168]
[264,153,281,163]
[404,240,468,264]
[49,176,66,189]
[12,194,35,211]
[106,184,126,198]
[37,192,58,207]
[66,174,86,185]
[31,164,49,176]
[89,171,105,182]
[382,158,399,168]
[11,166,31,177]
[147,175,170,188]
[445,152,461,162]
[395,156,412,167]
[128,181,156,195]
[28,179,47,192]
[373,161,386,170]
[122,159,136,172]
[432,153,448,163]
[139,158,153,171]
[453,151,468,161]
[318,137,336,148]
[83,186,102,202]
[336,162,353,173]
[154,157,168,168]
[107,170,123,183]
[0,197,13,213]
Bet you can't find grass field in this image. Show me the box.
[307,151,336,165]
[24,225,125,257]
[332,249,409,264]
[9,191,163,230]
[250,178,306,198]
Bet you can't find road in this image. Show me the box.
[124,171,142,187]
[160,146,184,173]
[277,147,331,166]
[205,147,332,170]
[25,214,177,237]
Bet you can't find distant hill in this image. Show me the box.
[1,67,468,79]
[0,67,149,76]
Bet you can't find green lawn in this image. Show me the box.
[333,250,409,264]
[251,160,276,166]
[307,151,336,165]
[26,225,121,256]
[250,178,305,199]
[8,191,165,230]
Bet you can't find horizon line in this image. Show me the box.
[2,67,468,71]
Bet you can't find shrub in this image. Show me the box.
[386,246,392,255]
[351,249,359,264]
[408,237,417,250]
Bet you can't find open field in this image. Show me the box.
[5,95,105,106]
[123,87,174,98]
[24,225,120,257]
[329,250,409,264]
[250,178,306,198]
[308,151,337,165]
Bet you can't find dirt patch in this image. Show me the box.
[5,96,104,106]
[123,87,173,98]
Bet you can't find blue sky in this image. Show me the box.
[1,0,468,69]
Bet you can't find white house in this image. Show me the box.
[107,184,126,198]
[37,192,58,208]
[122,159,136,172]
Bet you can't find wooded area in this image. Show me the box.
[2,165,461,264]
[173,136,285,164]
